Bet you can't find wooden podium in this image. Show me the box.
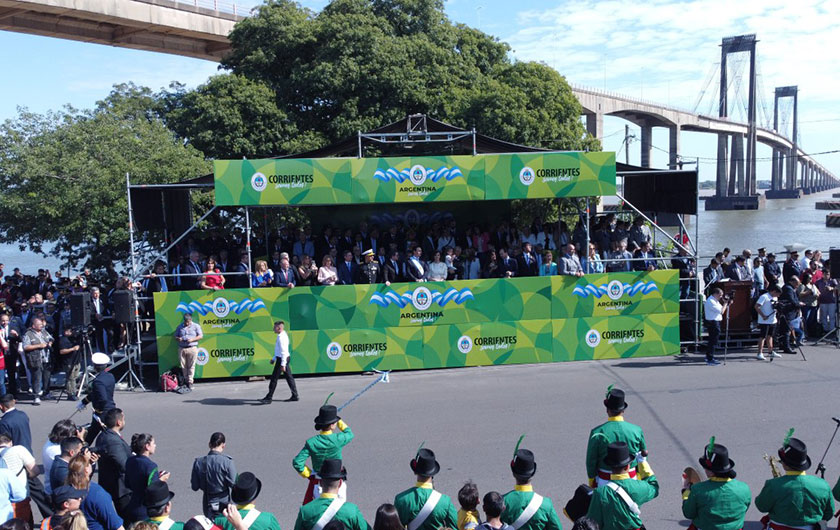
[710,280,753,333]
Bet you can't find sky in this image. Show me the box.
[1,0,838,181]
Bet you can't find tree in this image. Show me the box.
[209,0,598,154]
[0,89,210,269]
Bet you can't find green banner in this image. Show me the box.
[483,151,616,199]
[551,269,679,319]
[352,155,485,203]
[213,158,354,206]
[552,313,680,361]
[154,272,678,378]
[213,152,616,206]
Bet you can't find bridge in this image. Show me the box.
[0,0,243,60]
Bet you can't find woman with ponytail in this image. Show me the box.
[124,434,169,524]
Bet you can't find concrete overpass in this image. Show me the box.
[0,0,242,60]
[572,85,838,209]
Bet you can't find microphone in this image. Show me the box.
[832,417,840,425]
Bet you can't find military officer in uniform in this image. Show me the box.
[681,438,751,530]
[586,442,659,530]
[356,250,381,284]
[293,404,354,504]
[755,433,834,530]
[500,442,562,530]
[77,352,116,445]
[394,446,458,530]
[293,459,369,530]
[586,386,648,487]
[214,472,281,530]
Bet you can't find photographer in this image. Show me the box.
[22,317,53,405]
[58,327,82,399]
[779,276,806,352]
[703,288,730,366]
[755,285,782,361]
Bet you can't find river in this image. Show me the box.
[0,189,837,275]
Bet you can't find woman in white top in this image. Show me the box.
[317,255,338,286]
[426,251,448,281]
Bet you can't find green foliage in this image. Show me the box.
[0,90,210,268]
[214,0,598,154]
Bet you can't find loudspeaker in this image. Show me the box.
[70,292,91,327]
[111,290,135,324]
[830,248,840,277]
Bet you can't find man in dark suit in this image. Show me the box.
[185,251,204,290]
[95,408,131,518]
[78,352,116,444]
[314,226,334,265]
[381,225,403,253]
[338,229,355,256]
[383,250,403,285]
[516,243,538,277]
[274,259,297,288]
[337,251,357,285]
[0,393,32,452]
[233,253,250,289]
[421,232,436,260]
[702,259,723,287]
[216,249,232,273]
[498,248,518,278]
[90,287,109,353]
[406,246,427,282]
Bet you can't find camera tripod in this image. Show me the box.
[813,300,840,348]
[53,328,95,403]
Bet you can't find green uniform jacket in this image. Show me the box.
[586,418,647,480]
[145,518,185,530]
[214,507,282,530]
[292,425,354,476]
[586,474,659,530]
[500,487,563,530]
[394,485,458,530]
[755,473,834,526]
[681,478,751,530]
[832,475,840,501]
[293,497,370,530]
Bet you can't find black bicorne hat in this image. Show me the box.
[231,472,262,504]
[779,437,811,471]
[314,405,340,426]
[511,449,537,478]
[144,480,175,509]
[604,386,627,412]
[699,443,735,474]
[319,459,347,480]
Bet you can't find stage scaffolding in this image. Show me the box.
[125,119,703,385]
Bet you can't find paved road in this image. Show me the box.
[24,345,840,530]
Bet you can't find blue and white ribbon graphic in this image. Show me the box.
[373,166,464,183]
[369,287,474,308]
[175,298,267,315]
[572,281,659,299]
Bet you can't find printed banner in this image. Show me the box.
[551,269,679,319]
[484,151,616,199]
[154,271,677,378]
[351,155,485,203]
[213,152,616,206]
[552,313,680,361]
[213,158,354,206]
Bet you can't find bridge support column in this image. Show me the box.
[787,148,797,190]
[668,125,680,169]
[716,134,729,196]
[771,149,781,191]
[585,113,603,140]
[640,123,652,168]
[729,134,745,196]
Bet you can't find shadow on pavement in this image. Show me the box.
[183,397,264,406]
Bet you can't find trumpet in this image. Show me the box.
[763,453,782,478]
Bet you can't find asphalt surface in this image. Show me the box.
[23,344,840,530]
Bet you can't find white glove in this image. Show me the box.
[76,401,87,411]
[635,451,646,463]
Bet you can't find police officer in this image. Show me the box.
[77,352,116,445]
[191,432,237,520]
[586,386,648,487]
[756,432,834,529]
[356,250,380,284]
[682,438,751,530]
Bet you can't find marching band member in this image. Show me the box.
[501,438,562,530]
[393,446,458,530]
[586,386,648,487]
[586,442,658,530]
[755,430,834,530]
[682,438,751,530]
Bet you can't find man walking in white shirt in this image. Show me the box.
[261,321,298,404]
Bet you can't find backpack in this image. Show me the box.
[159,370,180,392]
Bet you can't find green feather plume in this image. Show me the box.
[706,436,715,459]
[415,441,425,459]
[783,428,795,446]
[513,434,526,457]
[606,384,615,398]
[323,392,334,406]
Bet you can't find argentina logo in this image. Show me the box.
[250,172,268,192]
[212,297,231,318]
[585,329,601,348]
[606,280,624,301]
[456,335,473,354]
[374,166,464,184]
[326,342,342,361]
[195,347,210,366]
[412,286,433,310]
